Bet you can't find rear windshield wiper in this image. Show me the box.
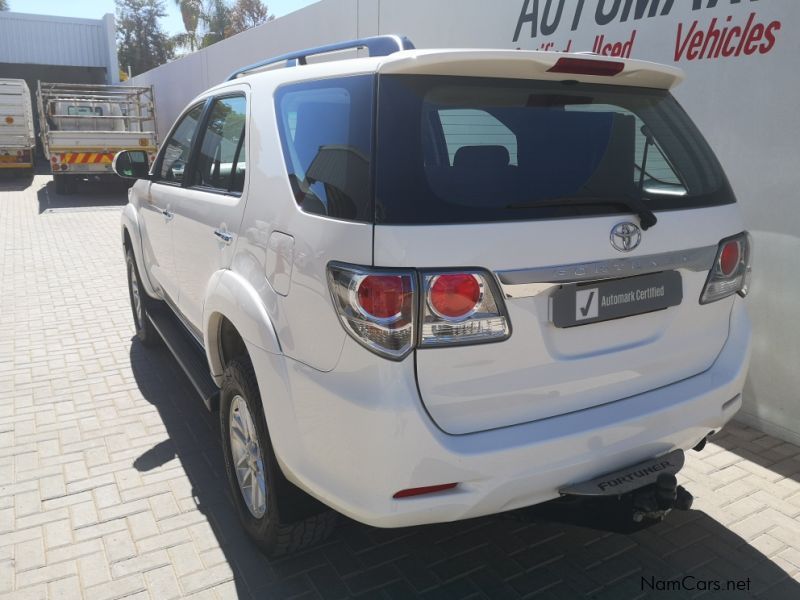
[506,195,658,230]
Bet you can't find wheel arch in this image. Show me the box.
[203,270,282,385]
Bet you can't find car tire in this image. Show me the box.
[125,248,160,347]
[220,357,336,557]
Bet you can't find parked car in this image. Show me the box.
[0,78,35,175]
[37,82,157,194]
[115,36,752,556]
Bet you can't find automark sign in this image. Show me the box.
[513,0,781,61]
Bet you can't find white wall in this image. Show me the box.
[0,11,119,83]
[131,0,800,443]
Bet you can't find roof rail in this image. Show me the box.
[226,34,415,81]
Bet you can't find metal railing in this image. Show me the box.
[226,34,415,81]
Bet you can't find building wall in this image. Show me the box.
[130,0,800,443]
[0,11,119,83]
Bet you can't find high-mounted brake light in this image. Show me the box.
[327,265,511,359]
[547,57,625,77]
[700,233,752,305]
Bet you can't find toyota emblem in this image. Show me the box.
[610,222,641,252]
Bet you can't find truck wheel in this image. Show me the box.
[53,174,74,195]
[53,174,65,194]
[220,357,336,557]
[126,248,159,346]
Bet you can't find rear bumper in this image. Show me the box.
[254,297,751,528]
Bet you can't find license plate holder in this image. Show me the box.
[551,271,683,328]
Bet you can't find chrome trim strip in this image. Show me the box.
[497,245,717,298]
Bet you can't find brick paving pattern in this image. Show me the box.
[1,173,800,599]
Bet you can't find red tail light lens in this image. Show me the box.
[547,57,625,77]
[429,274,482,320]
[356,275,407,321]
[719,240,740,277]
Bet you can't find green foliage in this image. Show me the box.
[0,0,8,11]
[173,0,203,51]
[172,0,272,52]
[200,0,232,48]
[116,0,176,76]
[230,0,273,35]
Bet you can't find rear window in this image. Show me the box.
[274,75,374,222]
[67,106,103,116]
[375,75,734,225]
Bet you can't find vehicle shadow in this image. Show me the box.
[129,339,800,599]
[36,177,129,214]
[0,169,34,191]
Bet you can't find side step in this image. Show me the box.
[146,304,219,411]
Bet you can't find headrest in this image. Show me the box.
[453,145,510,169]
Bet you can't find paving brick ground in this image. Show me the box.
[2,172,800,599]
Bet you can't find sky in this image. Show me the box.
[7,0,319,36]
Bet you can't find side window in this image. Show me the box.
[192,96,247,193]
[158,103,204,184]
[274,75,374,222]
[438,109,518,166]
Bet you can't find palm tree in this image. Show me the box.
[172,0,202,51]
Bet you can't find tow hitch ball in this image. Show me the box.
[631,473,693,523]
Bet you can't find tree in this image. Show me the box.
[116,0,175,76]
[230,0,273,35]
[172,0,202,52]
[0,1,8,11]
[200,0,232,48]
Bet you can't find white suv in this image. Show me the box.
[115,36,752,556]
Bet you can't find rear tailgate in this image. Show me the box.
[0,80,33,150]
[372,61,743,435]
[375,206,738,434]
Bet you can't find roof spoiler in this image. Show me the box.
[226,34,415,81]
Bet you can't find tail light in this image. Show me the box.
[700,232,752,305]
[420,271,510,347]
[327,265,416,360]
[327,264,510,360]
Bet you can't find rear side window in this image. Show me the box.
[375,75,734,225]
[274,75,374,222]
[192,95,247,194]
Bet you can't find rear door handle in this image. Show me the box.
[161,208,173,221]
[214,229,233,244]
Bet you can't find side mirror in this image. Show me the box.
[113,150,151,180]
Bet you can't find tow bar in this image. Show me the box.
[559,449,694,525]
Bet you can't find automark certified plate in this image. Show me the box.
[551,271,682,328]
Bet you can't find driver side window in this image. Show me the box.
[158,103,205,183]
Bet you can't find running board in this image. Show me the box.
[146,304,219,411]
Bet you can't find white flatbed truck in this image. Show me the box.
[37,82,157,194]
[0,79,36,175]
